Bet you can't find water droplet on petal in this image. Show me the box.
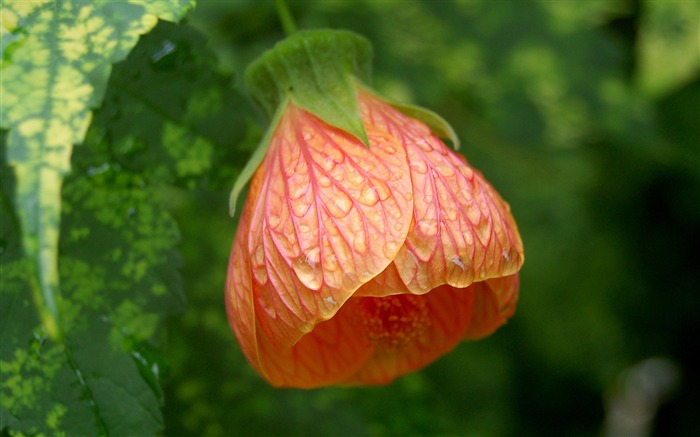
[360,271,372,281]
[257,296,277,318]
[293,201,311,217]
[323,253,339,272]
[438,163,455,177]
[322,158,336,171]
[348,173,365,186]
[410,160,428,174]
[253,245,264,265]
[463,230,474,246]
[267,214,281,229]
[383,241,399,258]
[460,188,473,202]
[450,256,465,270]
[417,219,438,236]
[358,186,379,206]
[326,192,353,218]
[353,230,368,253]
[293,256,322,290]
[415,138,432,152]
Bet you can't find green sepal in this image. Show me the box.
[387,100,461,150]
[229,101,287,217]
[245,29,372,146]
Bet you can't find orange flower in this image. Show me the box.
[226,85,523,388]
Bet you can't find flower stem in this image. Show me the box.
[275,0,297,35]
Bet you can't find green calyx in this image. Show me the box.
[245,29,372,146]
[231,29,373,216]
[231,29,462,217]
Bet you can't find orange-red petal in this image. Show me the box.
[340,284,476,385]
[462,273,520,340]
[358,91,524,294]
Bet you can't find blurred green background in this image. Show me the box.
[161,1,699,436]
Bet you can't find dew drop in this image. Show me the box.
[460,188,474,202]
[394,222,403,232]
[450,256,465,270]
[353,230,368,253]
[150,39,176,64]
[438,163,455,177]
[384,146,397,154]
[326,192,353,218]
[267,214,281,229]
[293,256,322,290]
[415,138,432,151]
[417,219,438,236]
[317,177,332,188]
[411,160,428,174]
[293,201,311,217]
[371,180,391,201]
[257,296,277,318]
[253,245,265,265]
[322,158,336,171]
[463,231,474,246]
[391,170,404,180]
[358,186,379,206]
[348,172,365,186]
[383,241,399,258]
[403,192,414,201]
[323,253,339,272]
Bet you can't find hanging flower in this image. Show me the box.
[226,30,524,388]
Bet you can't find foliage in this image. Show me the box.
[2,0,699,436]
[1,2,250,434]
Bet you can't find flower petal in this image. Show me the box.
[254,298,373,388]
[341,284,476,385]
[359,91,523,293]
[236,102,413,356]
[462,273,520,340]
[226,173,262,372]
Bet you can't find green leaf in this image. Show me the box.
[2,19,250,436]
[0,0,194,340]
